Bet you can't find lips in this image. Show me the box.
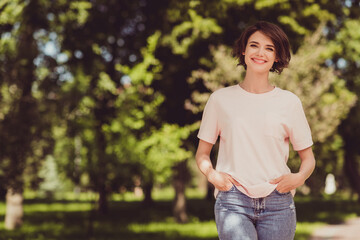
[252,58,267,64]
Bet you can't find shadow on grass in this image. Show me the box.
[295,197,360,224]
[0,196,359,240]
[0,199,217,240]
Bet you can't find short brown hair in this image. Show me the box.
[232,21,291,74]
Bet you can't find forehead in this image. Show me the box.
[247,31,274,46]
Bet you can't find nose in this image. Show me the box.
[257,47,265,56]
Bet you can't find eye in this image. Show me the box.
[267,48,274,51]
[250,44,258,48]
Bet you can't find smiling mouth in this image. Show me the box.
[252,58,267,64]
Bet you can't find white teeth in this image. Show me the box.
[253,58,266,63]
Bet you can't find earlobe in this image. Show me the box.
[242,52,245,55]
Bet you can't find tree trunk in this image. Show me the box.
[142,181,154,207]
[206,182,214,201]
[173,182,188,223]
[98,184,108,214]
[343,149,360,201]
[173,160,189,223]
[339,105,360,200]
[4,188,23,230]
[73,135,82,197]
[94,108,108,214]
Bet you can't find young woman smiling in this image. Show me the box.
[196,21,315,240]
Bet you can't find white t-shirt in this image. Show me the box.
[197,85,313,198]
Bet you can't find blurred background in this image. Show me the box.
[1,0,360,239]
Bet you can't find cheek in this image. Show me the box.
[269,52,277,60]
[265,53,276,63]
[244,55,251,66]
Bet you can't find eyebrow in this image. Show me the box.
[249,41,275,48]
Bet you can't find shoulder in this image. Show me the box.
[276,88,302,105]
[209,85,238,101]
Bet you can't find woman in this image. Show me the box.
[195,21,315,240]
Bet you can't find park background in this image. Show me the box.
[1,0,360,239]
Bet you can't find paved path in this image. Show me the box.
[309,217,360,240]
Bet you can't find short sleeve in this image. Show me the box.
[197,95,220,144]
[288,98,313,151]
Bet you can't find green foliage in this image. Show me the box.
[118,31,163,86]
[254,0,287,8]
[56,0,91,26]
[0,0,58,196]
[37,156,65,198]
[278,16,308,35]
[334,20,360,62]
[162,9,222,56]
[187,45,244,114]
[0,0,24,25]
[136,124,196,183]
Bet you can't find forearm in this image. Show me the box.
[271,147,315,192]
[196,153,215,178]
[195,140,216,179]
[298,158,315,181]
[297,147,316,182]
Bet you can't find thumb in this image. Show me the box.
[270,176,283,184]
[229,178,241,186]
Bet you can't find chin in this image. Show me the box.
[248,66,272,74]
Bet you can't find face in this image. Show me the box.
[243,31,277,73]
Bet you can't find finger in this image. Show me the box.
[220,182,233,191]
[229,178,241,186]
[270,176,283,184]
[223,173,241,186]
[276,187,288,193]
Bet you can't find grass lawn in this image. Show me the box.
[0,189,359,240]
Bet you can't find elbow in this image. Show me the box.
[311,156,316,171]
[195,151,203,167]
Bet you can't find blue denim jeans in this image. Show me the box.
[215,185,296,240]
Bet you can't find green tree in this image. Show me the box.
[49,0,149,213]
[335,19,360,198]
[50,1,194,218]
[0,0,57,229]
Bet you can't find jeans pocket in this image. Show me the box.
[274,189,290,196]
[222,184,236,193]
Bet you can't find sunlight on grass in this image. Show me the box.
[315,211,357,224]
[111,192,142,202]
[0,202,5,215]
[1,189,360,240]
[128,220,218,238]
[24,190,98,202]
[295,222,326,240]
[137,187,207,201]
[186,188,207,199]
[23,203,92,213]
[153,187,175,201]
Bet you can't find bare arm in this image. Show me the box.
[270,146,315,193]
[297,147,316,180]
[196,139,240,191]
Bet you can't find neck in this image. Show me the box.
[240,71,273,94]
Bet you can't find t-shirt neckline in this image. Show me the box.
[237,84,278,97]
